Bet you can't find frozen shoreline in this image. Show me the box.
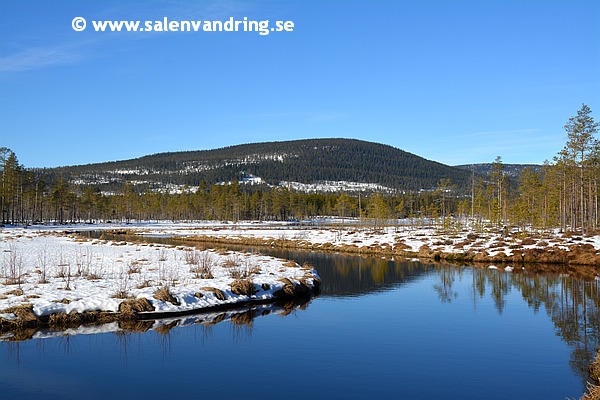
[2,219,600,336]
[0,225,320,335]
[90,220,600,272]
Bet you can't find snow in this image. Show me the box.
[279,180,395,193]
[91,219,600,267]
[0,227,319,321]
[3,220,598,325]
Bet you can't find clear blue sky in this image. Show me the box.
[1,0,599,168]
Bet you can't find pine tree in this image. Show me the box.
[560,104,599,232]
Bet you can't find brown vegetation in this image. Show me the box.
[230,279,256,296]
[118,297,155,315]
[581,349,600,400]
[153,287,180,305]
[200,286,226,301]
[273,277,313,299]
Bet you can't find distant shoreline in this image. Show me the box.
[81,220,600,277]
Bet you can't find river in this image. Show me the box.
[1,232,598,399]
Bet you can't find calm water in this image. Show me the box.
[1,238,599,399]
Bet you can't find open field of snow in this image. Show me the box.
[121,220,600,258]
[2,218,599,333]
[0,226,320,329]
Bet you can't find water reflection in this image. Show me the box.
[29,232,599,394]
[1,299,311,344]
[437,266,600,388]
[272,248,600,387]
[80,232,600,374]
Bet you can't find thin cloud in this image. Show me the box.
[0,0,250,73]
[0,43,86,72]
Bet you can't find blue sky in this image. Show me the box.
[1,0,599,168]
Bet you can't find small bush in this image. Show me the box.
[184,249,200,265]
[190,252,214,279]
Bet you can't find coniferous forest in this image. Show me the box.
[1,105,598,231]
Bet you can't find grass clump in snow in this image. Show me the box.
[153,287,180,305]
[230,279,256,296]
[274,277,314,299]
[1,304,39,327]
[49,311,82,328]
[5,288,24,296]
[118,297,155,316]
[200,287,226,301]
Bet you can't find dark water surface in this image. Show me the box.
[1,234,598,399]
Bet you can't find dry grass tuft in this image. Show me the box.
[190,251,214,279]
[136,280,152,289]
[118,297,155,315]
[2,304,38,324]
[274,278,297,298]
[184,249,200,265]
[591,351,600,383]
[580,349,600,400]
[580,383,600,400]
[5,288,24,296]
[153,287,180,305]
[222,256,239,268]
[273,277,314,299]
[520,237,536,246]
[49,311,82,328]
[230,279,256,296]
[199,287,226,301]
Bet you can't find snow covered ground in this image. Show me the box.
[2,219,598,330]
[0,226,320,326]
[120,220,600,257]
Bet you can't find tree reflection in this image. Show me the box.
[433,265,458,303]
[432,264,600,386]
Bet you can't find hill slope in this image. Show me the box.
[38,139,474,193]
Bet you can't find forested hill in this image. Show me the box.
[38,138,474,192]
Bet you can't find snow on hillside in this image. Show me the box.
[279,180,395,193]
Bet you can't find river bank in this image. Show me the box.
[112,221,600,278]
[0,226,320,338]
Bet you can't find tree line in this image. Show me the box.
[1,105,598,231]
[41,138,474,192]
